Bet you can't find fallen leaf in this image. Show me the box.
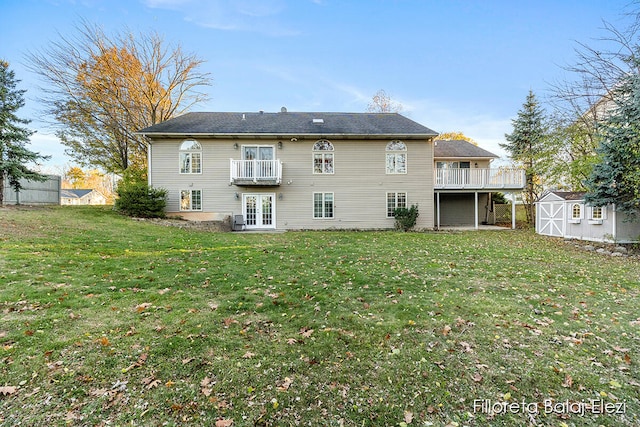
[442,325,451,336]
[135,303,152,313]
[404,410,413,424]
[562,374,573,388]
[300,328,314,338]
[471,373,483,383]
[215,419,233,427]
[242,351,255,359]
[0,386,17,396]
[277,377,293,392]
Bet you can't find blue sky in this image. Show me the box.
[1,0,634,170]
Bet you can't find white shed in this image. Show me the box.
[535,191,640,243]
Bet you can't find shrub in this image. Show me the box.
[114,169,167,218]
[394,204,419,231]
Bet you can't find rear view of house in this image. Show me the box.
[140,111,439,230]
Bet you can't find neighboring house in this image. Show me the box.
[60,189,107,205]
[433,139,524,228]
[536,191,640,243]
[139,110,524,230]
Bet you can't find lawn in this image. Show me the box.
[1,206,639,426]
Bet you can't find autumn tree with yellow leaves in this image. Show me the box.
[26,21,211,173]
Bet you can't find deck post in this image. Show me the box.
[474,192,478,229]
[436,192,440,230]
[511,192,516,229]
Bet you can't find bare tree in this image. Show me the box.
[26,21,212,173]
[366,89,403,113]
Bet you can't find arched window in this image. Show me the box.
[571,203,582,220]
[313,140,334,174]
[386,140,407,174]
[179,139,201,174]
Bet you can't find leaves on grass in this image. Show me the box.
[215,419,233,427]
[0,386,17,396]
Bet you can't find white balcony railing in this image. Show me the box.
[230,159,282,185]
[435,168,525,190]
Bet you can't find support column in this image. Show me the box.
[474,191,478,230]
[512,193,516,229]
[436,192,440,230]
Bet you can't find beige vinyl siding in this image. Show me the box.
[149,137,434,229]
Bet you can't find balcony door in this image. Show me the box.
[243,194,275,229]
[243,145,274,179]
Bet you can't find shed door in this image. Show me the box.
[537,202,564,237]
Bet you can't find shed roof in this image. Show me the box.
[138,111,438,139]
[547,191,587,201]
[433,139,498,158]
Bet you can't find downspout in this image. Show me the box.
[147,141,152,187]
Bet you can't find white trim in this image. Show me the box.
[312,192,335,219]
[180,189,203,211]
[386,191,408,218]
[242,193,276,229]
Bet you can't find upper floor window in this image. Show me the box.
[179,139,202,174]
[386,140,407,174]
[313,140,334,174]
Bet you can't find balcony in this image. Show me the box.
[435,168,525,190]
[230,159,282,186]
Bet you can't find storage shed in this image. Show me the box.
[535,191,640,243]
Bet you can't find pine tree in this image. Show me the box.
[0,60,50,205]
[584,72,640,217]
[501,90,553,225]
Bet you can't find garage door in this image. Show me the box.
[537,202,564,237]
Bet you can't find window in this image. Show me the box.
[571,203,582,220]
[313,140,334,174]
[179,139,202,174]
[591,206,603,220]
[386,140,407,174]
[387,192,407,218]
[180,190,202,211]
[313,192,334,219]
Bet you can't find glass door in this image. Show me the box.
[243,194,275,229]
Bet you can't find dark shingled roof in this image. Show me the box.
[61,189,95,199]
[548,191,587,200]
[434,139,498,158]
[138,111,438,138]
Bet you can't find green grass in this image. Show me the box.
[1,205,639,426]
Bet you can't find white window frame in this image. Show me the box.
[386,140,407,174]
[386,192,407,218]
[313,140,334,174]
[568,203,583,223]
[313,192,334,219]
[179,139,202,174]
[180,189,202,211]
[587,205,606,224]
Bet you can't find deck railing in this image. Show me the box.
[230,159,282,184]
[434,168,525,190]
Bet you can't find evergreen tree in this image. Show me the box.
[501,90,553,225]
[584,72,640,217]
[0,60,50,205]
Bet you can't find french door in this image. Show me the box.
[243,194,275,229]
[243,146,275,179]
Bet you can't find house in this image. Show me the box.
[60,189,107,205]
[535,191,640,243]
[433,139,524,228]
[139,110,524,230]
